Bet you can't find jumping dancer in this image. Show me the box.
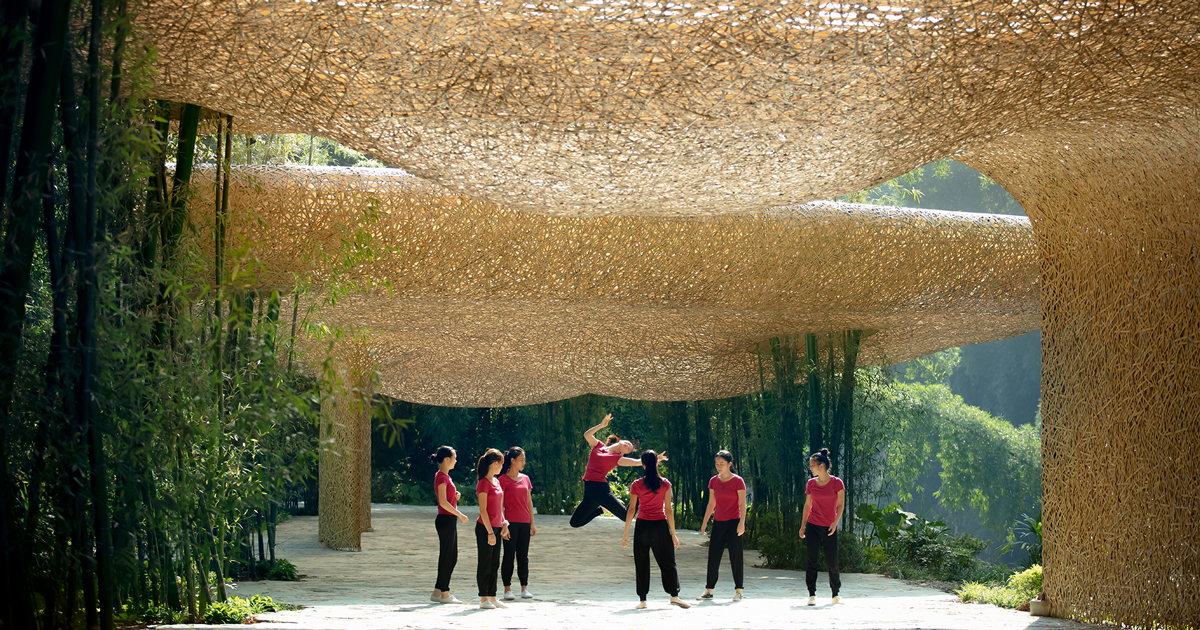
[622,450,690,610]
[570,413,666,527]
[799,447,845,605]
[499,446,536,600]
[475,448,510,609]
[696,450,747,602]
[430,446,469,604]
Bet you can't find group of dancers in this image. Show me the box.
[429,413,845,610]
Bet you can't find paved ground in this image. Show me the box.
[161,504,1105,629]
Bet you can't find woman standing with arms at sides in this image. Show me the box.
[570,413,666,527]
[476,449,510,609]
[799,448,845,605]
[499,447,536,600]
[621,451,690,610]
[696,450,747,601]
[431,446,470,604]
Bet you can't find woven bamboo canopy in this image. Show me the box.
[189,165,1038,407]
[141,1,1200,625]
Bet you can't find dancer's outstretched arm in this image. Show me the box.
[583,414,613,448]
[617,451,667,467]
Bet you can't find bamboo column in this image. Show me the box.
[317,342,374,551]
[969,121,1200,627]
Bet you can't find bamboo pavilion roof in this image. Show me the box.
[141,0,1200,215]
[189,166,1038,406]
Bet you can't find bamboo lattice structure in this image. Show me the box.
[186,165,1040,407]
[145,0,1200,624]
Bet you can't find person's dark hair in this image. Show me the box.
[476,448,504,480]
[500,446,524,475]
[430,446,455,465]
[809,447,832,472]
[605,435,621,446]
[640,450,663,493]
[716,449,735,473]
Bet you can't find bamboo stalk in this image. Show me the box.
[0,1,72,622]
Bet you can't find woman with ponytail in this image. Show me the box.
[499,446,536,600]
[430,446,469,604]
[475,448,510,609]
[799,447,845,605]
[621,450,690,610]
[570,413,666,527]
[695,450,747,601]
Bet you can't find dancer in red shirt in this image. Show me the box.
[622,450,690,610]
[499,447,536,601]
[430,446,470,604]
[799,448,845,605]
[569,413,665,527]
[696,450,747,602]
[475,449,510,609]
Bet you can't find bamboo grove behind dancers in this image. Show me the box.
[429,417,847,610]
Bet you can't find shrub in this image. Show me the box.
[955,564,1041,609]
[140,603,187,625]
[267,559,299,581]
[204,595,281,624]
[1007,564,1043,597]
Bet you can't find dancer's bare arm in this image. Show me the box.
[583,414,612,448]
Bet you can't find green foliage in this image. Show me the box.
[901,348,961,385]
[956,565,1042,609]
[140,603,188,625]
[204,595,283,624]
[856,380,1041,538]
[854,502,991,580]
[373,463,435,505]
[838,159,1023,217]
[175,133,388,168]
[267,559,299,581]
[1001,511,1043,566]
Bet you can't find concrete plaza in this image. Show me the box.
[161,504,1105,630]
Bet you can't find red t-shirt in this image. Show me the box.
[476,477,504,527]
[499,473,533,524]
[631,477,672,521]
[434,471,457,516]
[709,474,746,522]
[582,442,624,482]
[805,475,845,527]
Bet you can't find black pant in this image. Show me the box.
[706,519,744,590]
[475,522,502,597]
[502,522,531,587]
[570,480,628,527]
[804,522,840,597]
[434,514,459,591]
[633,519,679,600]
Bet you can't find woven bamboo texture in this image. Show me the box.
[146,0,1200,624]
[316,344,374,551]
[186,165,1039,407]
[963,122,1200,628]
[141,0,1200,217]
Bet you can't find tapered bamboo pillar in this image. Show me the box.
[318,343,374,551]
[970,122,1200,627]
